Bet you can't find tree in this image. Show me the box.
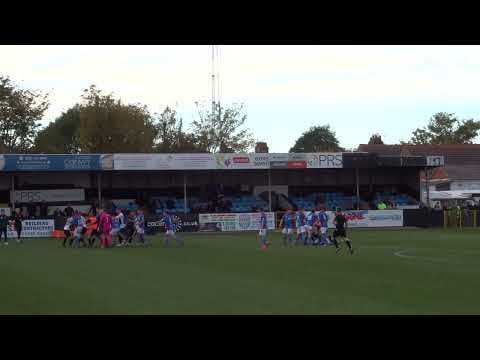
[153,107,201,153]
[77,85,157,153]
[191,102,254,153]
[289,125,343,152]
[0,76,49,152]
[34,105,82,153]
[368,133,384,145]
[408,112,480,144]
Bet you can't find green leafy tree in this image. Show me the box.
[77,85,157,153]
[408,112,480,144]
[289,125,343,152]
[153,107,201,153]
[191,102,254,153]
[0,76,49,152]
[35,105,81,153]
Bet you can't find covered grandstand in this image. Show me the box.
[0,151,440,216]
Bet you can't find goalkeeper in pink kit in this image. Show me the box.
[98,209,113,248]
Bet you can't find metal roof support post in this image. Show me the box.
[268,168,272,212]
[356,167,360,210]
[426,166,430,209]
[97,172,102,209]
[184,172,187,214]
[11,174,15,211]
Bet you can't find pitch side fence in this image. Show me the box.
[44,209,477,238]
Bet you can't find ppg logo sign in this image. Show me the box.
[318,154,343,168]
[427,156,444,166]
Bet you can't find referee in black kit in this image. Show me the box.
[10,208,24,244]
[331,208,354,254]
[0,209,9,245]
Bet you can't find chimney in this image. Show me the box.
[255,142,269,153]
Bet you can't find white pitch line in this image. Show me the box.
[393,249,451,263]
[394,249,415,259]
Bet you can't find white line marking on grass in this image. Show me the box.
[393,249,451,263]
[394,249,415,259]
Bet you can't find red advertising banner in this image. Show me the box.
[288,161,307,168]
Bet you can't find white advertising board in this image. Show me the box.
[0,208,11,216]
[199,212,276,232]
[12,189,85,203]
[113,153,217,170]
[214,153,270,170]
[426,156,445,166]
[7,219,54,238]
[270,153,343,169]
[324,210,403,228]
[281,210,403,228]
[113,153,344,170]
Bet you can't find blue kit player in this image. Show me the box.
[135,209,149,247]
[280,209,296,247]
[318,208,330,246]
[296,209,307,245]
[306,209,318,245]
[162,211,183,248]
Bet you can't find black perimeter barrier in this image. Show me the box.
[55,213,200,234]
[145,213,199,234]
[54,209,465,232]
[403,208,444,228]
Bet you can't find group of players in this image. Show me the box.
[2,202,351,252]
[62,208,148,248]
[258,207,354,254]
[62,208,184,248]
[63,205,352,252]
[0,208,25,245]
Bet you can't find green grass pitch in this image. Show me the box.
[0,228,479,314]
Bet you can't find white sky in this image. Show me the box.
[2,45,480,152]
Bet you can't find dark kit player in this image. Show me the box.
[332,208,354,254]
[0,209,9,245]
[10,208,24,244]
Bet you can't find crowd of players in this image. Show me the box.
[258,207,354,254]
[62,205,352,252]
[62,208,146,248]
[0,201,352,254]
[61,208,184,249]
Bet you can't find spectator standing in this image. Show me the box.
[53,208,64,217]
[0,209,9,245]
[88,202,98,216]
[40,201,48,217]
[27,203,36,219]
[166,198,175,210]
[64,204,74,218]
[10,208,24,244]
[155,199,164,212]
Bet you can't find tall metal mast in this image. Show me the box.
[211,45,221,122]
[211,45,216,121]
[216,45,220,120]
